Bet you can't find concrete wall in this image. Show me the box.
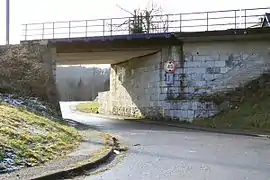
[109,51,163,118]
[183,40,270,94]
[98,91,111,114]
[0,42,61,117]
[98,40,270,121]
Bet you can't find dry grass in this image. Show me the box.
[0,102,82,166]
[194,73,270,133]
[76,102,99,114]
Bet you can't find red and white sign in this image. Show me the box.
[164,61,176,73]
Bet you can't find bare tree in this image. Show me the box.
[115,1,168,34]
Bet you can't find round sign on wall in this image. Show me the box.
[164,61,176,73]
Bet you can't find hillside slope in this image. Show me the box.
[195,73,270,133]
[0,94,81,173]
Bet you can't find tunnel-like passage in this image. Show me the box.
[23,28,270,121]
[46,33,180,118]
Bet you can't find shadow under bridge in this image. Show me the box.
[48,33,181,65]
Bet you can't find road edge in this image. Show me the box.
[139,119,270,139]
[31,119,116,180]
[32,148,113,180]
[85,112,270,139]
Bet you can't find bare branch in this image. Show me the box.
[115,4,133,16]
[112,1,166,34]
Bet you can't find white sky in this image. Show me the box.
[0,0,269,45]
[0,0,269,68]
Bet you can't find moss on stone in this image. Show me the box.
[166,94,187,101]
[133,113,144,119]
[197,92,228,105]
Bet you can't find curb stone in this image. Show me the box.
[83,112,270,140]
[28,119,117,180]
[0,130,115,180]
[29,119,122,180]
[32,149,114,180]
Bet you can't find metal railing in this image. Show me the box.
[21,7,270,41]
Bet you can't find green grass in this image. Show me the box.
[76,102,99,114]
[0,150,4,161]
[0,102,82,166]
[193,73,270,133]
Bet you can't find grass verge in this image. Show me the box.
[193,73,270,133]
[0,102,82,167]
[76,102,99,114]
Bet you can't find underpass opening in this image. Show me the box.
[56,64,110,102]
[54,43,164,117]
[38,25,270,122]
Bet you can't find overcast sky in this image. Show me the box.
[0,0,269,44]
[0,0,269,67]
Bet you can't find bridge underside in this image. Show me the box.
[48,33,180,65]
[38,28,270,65]
[56,49,160,65]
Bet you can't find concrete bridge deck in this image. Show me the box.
[22,27,270,65]
[21,7,270,65]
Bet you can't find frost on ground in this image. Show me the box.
[0,93,59,120]
[0,149,23,174]
[0,93,81,174]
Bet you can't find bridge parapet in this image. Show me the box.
[22,7,270,41]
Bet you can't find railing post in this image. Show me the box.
[128,17,131,34]
[68,21,71,38]
[52,22,55,39]
[206,12,209,31]
[103,19,105,36]
[179,14,182,32]
[166,15,169,32]
[42,23,44,39]
[6,0,10,44]
[234,10,237,29]
[110,18,113,36]
[85,20,88,37]
[244,9,247,29]
[24,24,27,40]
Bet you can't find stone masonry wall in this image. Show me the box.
[99,47,217,121]
[0,42,61,117]
[98,91,111,114]
[183,40,270,95]
[160,46,218,120]
[109,51,162,118]
[99,40,270,121]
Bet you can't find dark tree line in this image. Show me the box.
[56,66,110,101]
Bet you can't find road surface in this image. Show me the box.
[60,102,270,180]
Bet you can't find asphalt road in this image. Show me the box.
[61,102,270,180]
